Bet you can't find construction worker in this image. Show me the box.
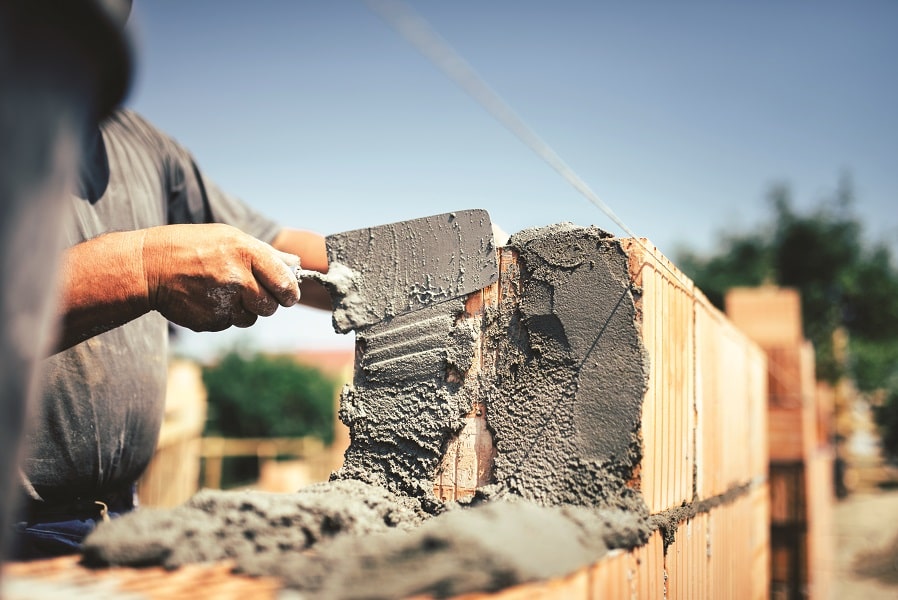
[9,3,332,559]
[11,105,332,560]
[0,0,134,563]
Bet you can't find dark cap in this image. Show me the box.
[2,0,135,119]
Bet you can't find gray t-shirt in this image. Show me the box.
[23,110,281,504]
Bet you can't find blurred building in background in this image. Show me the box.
[727,287,834,600]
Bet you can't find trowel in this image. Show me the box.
[295,209,499,333]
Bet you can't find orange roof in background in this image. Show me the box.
[292,348,355,378]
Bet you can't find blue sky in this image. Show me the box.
[124,1,898,359]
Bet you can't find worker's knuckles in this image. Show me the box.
[251,253,300,307]
[160,225,298,321]
[243,290,279,317]
[194,226,299,307]
[231,311,258,328]
[268,277,300,307]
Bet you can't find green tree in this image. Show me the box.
[202,350,337,444]
[677,176,898,458]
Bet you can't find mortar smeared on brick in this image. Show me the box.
[82,223,654,598]
[479,223,650,513]
[332,296,478,502]
[331,223,650,512]
[237,500,648,598]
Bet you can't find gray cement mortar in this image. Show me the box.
[323,209,498,333]
[330,296,478,505]
[477,224,650,513]
[239,500,647,599]
[331,223,650,513]
[81,223,655,598]
[82,479,428,569]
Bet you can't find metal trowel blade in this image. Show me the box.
[320,209,499,333]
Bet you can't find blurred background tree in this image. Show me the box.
[200,349,339,488]
[202,350,337,444]
[676,175,898,460]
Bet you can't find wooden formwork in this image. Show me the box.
[767,452,833,600]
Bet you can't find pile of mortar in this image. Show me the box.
[83,224,653,599]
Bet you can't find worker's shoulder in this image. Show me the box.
[102,109,166,142]
[102,109,189,161]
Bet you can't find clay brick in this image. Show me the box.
[726,286,833,599]
[768,407,807,461]
[434,280,499,502]
[725,287,803,346]
[623,239,696,514]
[636,530,666,600]
[769,349,816,465]
[769,463,806,524]
[805,448,835,599]
[814,383,835,450]
[695,299,768,497]
[587,550,631,599]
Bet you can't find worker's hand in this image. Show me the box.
[142,223,301,331]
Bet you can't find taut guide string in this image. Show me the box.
[363,0,695,292]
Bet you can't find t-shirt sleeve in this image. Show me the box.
[193,171,282,244]
[158,126,282,244]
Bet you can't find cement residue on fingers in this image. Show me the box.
[81,480,428,570]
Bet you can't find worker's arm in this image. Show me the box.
[54,223,301,352]
[270,228,333,311]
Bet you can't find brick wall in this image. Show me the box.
[726,287,834,600]
[437,236,771,599]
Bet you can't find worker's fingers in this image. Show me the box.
[276,250,300,269]
[251,246,301,307]
[143,224,304,332]
[241,284,280,317]
[231,307,259,328]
